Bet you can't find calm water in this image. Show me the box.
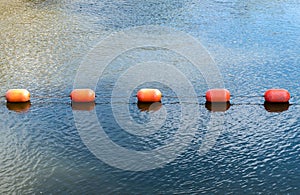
[0,0,299,194]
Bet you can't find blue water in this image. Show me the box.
[0,0,299,194]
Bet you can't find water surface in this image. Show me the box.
[0,0,299,194]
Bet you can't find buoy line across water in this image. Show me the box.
[0,88,297,112]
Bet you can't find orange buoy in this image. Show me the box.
[264,89,290,103]
[205,88,230,102]
[137,88,162,102]
[6,89,30,103]
[70,89,95,102]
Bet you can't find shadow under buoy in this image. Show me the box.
[137,102,162,112]
[205,102,231,112]
[71,102,95,111]
[6,102,31,112]
[264,102,290,113]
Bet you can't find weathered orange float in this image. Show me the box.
[205,88,230,102]
[70,89,95,102]
[137,89,162,102]
[264,89,290,103]
[6,89,30,103]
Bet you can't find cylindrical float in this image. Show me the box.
[137,89,162,102]
[264,89,290,103]
[70,89,95,102]
[6,89,30,103]
[206,88,230,102]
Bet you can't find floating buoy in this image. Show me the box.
[205,89,230,102]
[264,89,290,103]
[6,89,30,103]
[70,89,95,102]
[264,102,290,113]
[6,102,31,112]
[205,102,231,112]
[71,102,95,111]
[137,89,162,102]
[137,102,162,112]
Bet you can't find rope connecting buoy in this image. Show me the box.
[0,87,297,113]
[5,89,30,103]
[264,89,290,103]
[70,89,95,102]
[137,88,162,102]
[205,88,230,102]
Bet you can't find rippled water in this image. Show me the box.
[0,0,299,194]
